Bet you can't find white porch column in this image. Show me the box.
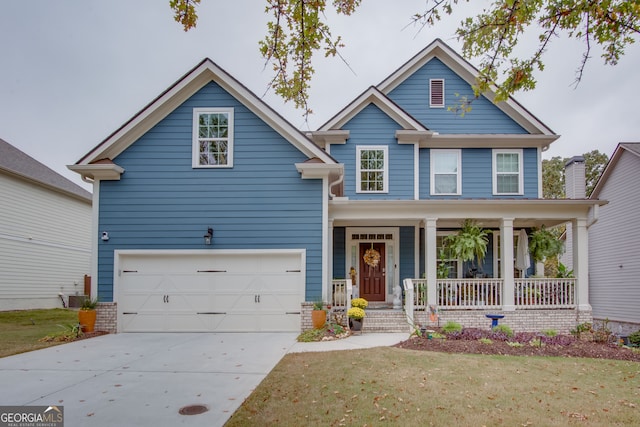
[572,218,591,310]
[326,218,334,303]
[501,218,515,311]
[424,218,438,307]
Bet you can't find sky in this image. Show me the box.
[1,1,639,191]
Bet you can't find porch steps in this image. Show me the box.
[362,310,410,333]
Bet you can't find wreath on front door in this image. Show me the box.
[363,248,381,268]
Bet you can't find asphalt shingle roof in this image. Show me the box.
[0,138,91,202]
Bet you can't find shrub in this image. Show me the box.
[628,330,640,346]
[507,341,523,348]
[479,338,493,344]
[351,298,368,309]
[442,321,462,334]
[542,329,557,337]
[492,324,513,337]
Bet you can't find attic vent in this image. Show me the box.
[430,79,444,108]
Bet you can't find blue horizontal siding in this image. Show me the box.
[331,104,414,200]
[387,58,527,134]
[97,81,323,301]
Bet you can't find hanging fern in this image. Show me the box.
[528,226,564,262]
[446,219,490,267]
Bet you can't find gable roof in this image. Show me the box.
[0,138,91,202]
[590,142,640,199]
[377,38,557,138]
[319,86,430,131]
[70,58,337,180]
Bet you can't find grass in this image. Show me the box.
[226,347,640,426]
[0,309,79,358]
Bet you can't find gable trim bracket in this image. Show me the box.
[67,162,125,182]
[395,130,437,144]
[295,162,344,179]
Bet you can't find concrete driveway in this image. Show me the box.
[0,333,297,426]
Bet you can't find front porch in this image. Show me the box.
[329,277,591,334]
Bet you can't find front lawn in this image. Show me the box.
[226,347,639,426]
[0,309,78,357]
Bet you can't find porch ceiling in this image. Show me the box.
[329,199,607,229]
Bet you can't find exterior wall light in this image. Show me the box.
[101,231,109,241]
[203,227,213,245]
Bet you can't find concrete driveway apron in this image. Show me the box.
[0,332,297,426]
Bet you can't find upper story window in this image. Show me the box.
[493,149,523,195]
[429,79,444,108]
[431,149,461,195]
[356,146,388,193]
[192,108,234,168]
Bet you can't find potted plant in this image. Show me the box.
[446,219,489,272]
[311,301,326,329]
[528,226,563,263]
[78,297,99,333]
[348,298,368,331]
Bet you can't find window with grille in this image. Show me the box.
[193,108,234,168]
[356,146,388,193]
[493,149,523,195]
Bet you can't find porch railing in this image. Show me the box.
[437,279,503,309]
[330,279,352,310]
[514,278,576,308]
[403,277,577,324]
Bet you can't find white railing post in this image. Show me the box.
[403,279,414,327]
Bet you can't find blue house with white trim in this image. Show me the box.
[70,39,604,333]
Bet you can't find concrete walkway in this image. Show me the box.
[0,332,409,426]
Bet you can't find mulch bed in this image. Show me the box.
[394,333,640,362]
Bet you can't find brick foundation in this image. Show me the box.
[95,302,117,334]
[415,309,593,334]
[301,302,314,331]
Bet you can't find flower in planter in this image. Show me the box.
[347,307,365,320]
[351,298,368,309]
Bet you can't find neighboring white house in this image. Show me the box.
[0,138,92,310]
[588,143,640,335]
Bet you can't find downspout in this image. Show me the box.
[81,174,94,184]
[587,204,599,228]
[328,173,344,198]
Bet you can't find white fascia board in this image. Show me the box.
[329,198,608,228]
[422,134,558,150]
[296,162,344,179]
[377,39,556,137]
[319,87,428,131]
[76,59,336,166]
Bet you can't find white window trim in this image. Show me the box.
[192,108,234,168]
[430,149,461,195]
[429,78,445,108]
[492,148,523,195]
[356,145,389,194]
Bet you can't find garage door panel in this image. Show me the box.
[118,250,304,332]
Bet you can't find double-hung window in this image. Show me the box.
[356,146,388,193]
[493,149,523,195]
[431,149,461,195]
[193,108,234,168]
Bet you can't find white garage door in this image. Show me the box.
[116,250,304,332]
